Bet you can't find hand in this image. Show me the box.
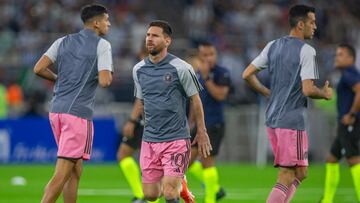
[342,113,356,126]
[122,121,136,138]
[192,128,212,158]
[262,87,271,98]
[199,61,211,80]
[322,80,333,100]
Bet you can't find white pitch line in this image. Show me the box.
[78,188,356,201]
[78,189,133,196]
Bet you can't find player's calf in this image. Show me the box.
[278,167,296,187]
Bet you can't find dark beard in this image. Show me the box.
[147,44,165,56]
[149,49,160,56]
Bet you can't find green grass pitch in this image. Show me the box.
[0,163,357,203]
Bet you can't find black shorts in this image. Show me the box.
[330,120,360,160]
[191,123,225,156]
[121,121,143,150]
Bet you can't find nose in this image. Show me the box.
[146,35,153,41]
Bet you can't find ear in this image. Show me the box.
[93,19,100,29]
[297,21,305,30]
[165,37,172,47]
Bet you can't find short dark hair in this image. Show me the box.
[148,20,173,37]
[289,5,315,28]
[198,41,214,48]
[338,43,356,61]
[81,4,108,23]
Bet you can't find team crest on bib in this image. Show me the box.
[164,72,173,83]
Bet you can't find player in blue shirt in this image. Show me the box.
[321,44,360,203]
[188,41,230,203]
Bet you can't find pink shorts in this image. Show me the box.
[140,139,191,184]
[266,127,308,167]
[49,113,94,160]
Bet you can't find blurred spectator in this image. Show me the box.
[183,0,213,46]
[0,83,7,119]
[23,91,46,117]
[6,82,23,108]
[0,0,359,111]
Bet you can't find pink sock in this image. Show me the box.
[285,179,301,203]
[267,183,288,203]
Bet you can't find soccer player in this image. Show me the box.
[132,20,212,203]
[242,5,332,203]
[321,44,360,203]
[33,4,113,203]
[188,41,230,203]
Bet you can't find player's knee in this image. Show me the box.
[73,169,82,180]
[295,167,307,181]
[117,145,133,161]
[118,153,132,162]
[144,190,161,202]
[298,174,307,181]
[143,185,161,201]
[296,171,307,181]
[347,156,360,167]
[163,185,178,200]
[144,194,159,202]
[278,168,295,186]
[201,156,215,168]
[53,171,70,184]
[326,154,338,163]
[116,151,123,161]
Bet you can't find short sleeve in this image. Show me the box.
[170,58,202,97]
[132,62,144,99]
[44,37,65,63]
[97,39,113,72]
[251,40,275,70]
[300,44,318,80]
[215,69,231,87]
[343,70,360,88]
[180,66,202,97]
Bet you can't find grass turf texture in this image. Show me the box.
[0,163,357,203]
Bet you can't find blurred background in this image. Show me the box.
[1,0,360,202]
[0,0,360,164]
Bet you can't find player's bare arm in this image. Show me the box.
[242,64,271,98]
[33,55,57,82]
[98,70,112,87]
[187,105,196,130]
[342,83,360,125]
[302,79,332,100]
[123,98,144,138]
[189,93,212,158]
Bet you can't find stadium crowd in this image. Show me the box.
[0,0,360,117]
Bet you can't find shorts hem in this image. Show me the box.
[58,156,83,161]
[163,173,184,178]
[142,179,162,184]
[274,164,308,168]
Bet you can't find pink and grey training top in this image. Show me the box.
[252,36,319,131]
[133,54,202,142]
[44,29,113,120]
